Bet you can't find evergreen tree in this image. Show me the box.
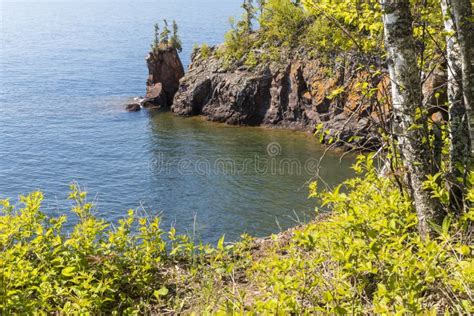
[170,20,183,52]
[241,0,255,35]
[160,19,171,44]
[153,23,160,50]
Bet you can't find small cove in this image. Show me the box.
[0,0,354,242]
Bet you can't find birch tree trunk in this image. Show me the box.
[381,0,442,237]
[441,0,473,213]
[451,0,474,111]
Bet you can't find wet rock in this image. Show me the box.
[143,82,168,108]
[125,102,141,112]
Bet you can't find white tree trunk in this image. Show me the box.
[382,0,442,237]
[441,0,472,212]
[451,0,474,111]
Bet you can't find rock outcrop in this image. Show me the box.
[171,47,448,149]
[144,47,185,108]
[172,48,387,149]
[130,43,448,149]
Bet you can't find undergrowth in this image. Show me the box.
[1,156,472,314]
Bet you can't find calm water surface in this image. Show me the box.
[0,0,353,242]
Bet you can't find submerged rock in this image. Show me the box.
[125,102,141,112]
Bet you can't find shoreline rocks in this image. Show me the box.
[125,102,141,112]
[171,48,387,150]
[130,44,447,151]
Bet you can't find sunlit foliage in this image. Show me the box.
[217,0,447,70]
[1,159,472,313]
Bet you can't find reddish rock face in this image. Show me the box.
[171,47,449,150]
[146,47,185,107]
[144,82,167,108]
[172,48,387,150]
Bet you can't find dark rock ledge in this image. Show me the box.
[129,45,446,151]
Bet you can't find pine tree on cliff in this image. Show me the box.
[238,0,255,49]
[170,20,183,53]
[160,19,171,45]
[440,0,473,213]
[241,0,255,35]
[381,0,443,237]
[152,23,160,52]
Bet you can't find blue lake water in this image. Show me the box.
[0,0,353,243]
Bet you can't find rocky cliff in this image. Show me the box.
[171,48,390,149]
[127,47,184,111]
[171,47,447,149]
[131,44,446,150]
[145,47,185,107]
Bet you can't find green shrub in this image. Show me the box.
[0,184,251,314]
[217,0,446,71]
[244,50,259,68]
[1,157,472,314]
[218,17,249,66]
[200,43,212,58]
[259,0,308,48]
[224,155,473,313]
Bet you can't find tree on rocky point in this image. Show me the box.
[241,0,255,35]
[170,20,183,53]
[160,19,171,44]
[152,23,160,51]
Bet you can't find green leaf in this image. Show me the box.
[154,287,169,298]
[456,245,471,256]
[61,266,77,277]
[217,235,225,251]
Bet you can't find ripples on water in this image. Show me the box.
[0,0,353,242]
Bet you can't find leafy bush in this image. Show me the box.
[226,155,473,313]
[219,0,308,66]
[259,0,308,48]
[1,157,472,313]
[216,0,446,70]
[200,43,212,58]
[0,184,251,314]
